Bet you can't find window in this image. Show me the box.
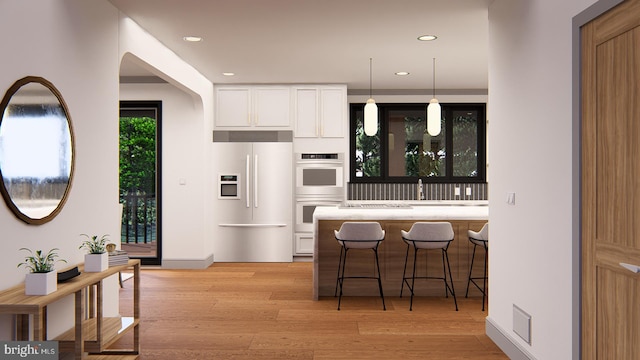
[351,103,486,183]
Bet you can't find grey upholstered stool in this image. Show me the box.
[465,222,489,311]
[334,222,386,310]
[400,222,457,311]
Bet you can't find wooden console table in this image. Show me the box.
[0,259,140,360]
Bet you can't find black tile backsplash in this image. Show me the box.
[348,182,488,201]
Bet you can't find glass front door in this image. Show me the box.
[119,101,162,265]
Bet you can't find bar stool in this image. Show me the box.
[334,222,386,311]
[465,222,489,311]
[400,222,457,311]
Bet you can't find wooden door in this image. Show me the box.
[582,0,640,358]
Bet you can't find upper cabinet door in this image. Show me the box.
[294,87,319,137]
[215,87,251,127]
[253,87,291,127]
[319,87,345,138]
[294,85,346,138]
[215,86,291,128]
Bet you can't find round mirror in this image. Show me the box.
[0,77,75,225]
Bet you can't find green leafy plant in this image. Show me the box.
[79,234,109,254]
[17,248,66,273]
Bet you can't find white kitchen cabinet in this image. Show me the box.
[294,233,314,255]
[216,86,291,128]
[294,85,346,138]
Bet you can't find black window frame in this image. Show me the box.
[349,102,486,183]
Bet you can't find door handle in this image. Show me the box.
[254,154,258,208]
[619,262,640,273]
[246,154,250,208]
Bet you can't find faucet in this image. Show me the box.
[417,178,423,200]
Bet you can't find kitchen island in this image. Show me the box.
[312,201,488,300]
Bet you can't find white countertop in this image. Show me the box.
[313,201,488,221]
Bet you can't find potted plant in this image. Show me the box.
[17,248,66,295]
[79,234,109,272]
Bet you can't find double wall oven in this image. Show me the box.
[296,153,344,197]
[294,153,344,254]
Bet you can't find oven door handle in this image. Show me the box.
[296,198,343,203]
[296,161,343,167]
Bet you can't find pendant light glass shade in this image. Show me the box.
[427,57,441,136]
[364,58,378,136]
[427,99,441,136]
[364,98,378,136]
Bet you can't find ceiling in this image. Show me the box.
[110,0,490,92]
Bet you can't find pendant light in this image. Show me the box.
[364,57,378,136]
[427,57,441,136]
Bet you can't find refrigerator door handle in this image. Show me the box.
[246,154,250,208]
[254,154,259,208]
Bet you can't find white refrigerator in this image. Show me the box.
[213,139,293,262]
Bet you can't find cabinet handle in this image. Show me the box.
[320,124,324,137]
[247,114,251,125]
[620,262,640,273]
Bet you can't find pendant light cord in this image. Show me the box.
[369,57,373,99]
[432,57,436,99]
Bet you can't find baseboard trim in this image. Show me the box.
[293,255,313,262]
[486,316,537,360]
[162,254,214,269]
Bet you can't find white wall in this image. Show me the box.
[120,83,211,264]
[487,0,596,358]
[118,15,215,268]
[0,0,121,338]
[0,0,215,341]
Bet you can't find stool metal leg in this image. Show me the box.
[402,241,457,311]
[400,243,411,298]
[443,248,458,311]
[465,242,478,297]
[373,246,386,311]
[441,250,448,298]
[409,244,418,311]
[335,246,344,297]
[337,247,349,310]
[337,244,386,311]
[465,240,488,311]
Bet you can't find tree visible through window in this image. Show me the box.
[351,103,485,183]
[354,114,381,177]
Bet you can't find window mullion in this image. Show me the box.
[445,107,454,178]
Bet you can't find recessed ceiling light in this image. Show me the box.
[418,35,438,41]
[183,36,203,42]
[222,72,235,76]
[395,71,410,76]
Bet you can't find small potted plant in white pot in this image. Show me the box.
[79,234,109,272]
[17,248,66,295]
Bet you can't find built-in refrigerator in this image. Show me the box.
[213,131,293,262]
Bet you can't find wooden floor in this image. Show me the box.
[115,262,506,359]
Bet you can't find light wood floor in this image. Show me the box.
[116,262,507,359]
